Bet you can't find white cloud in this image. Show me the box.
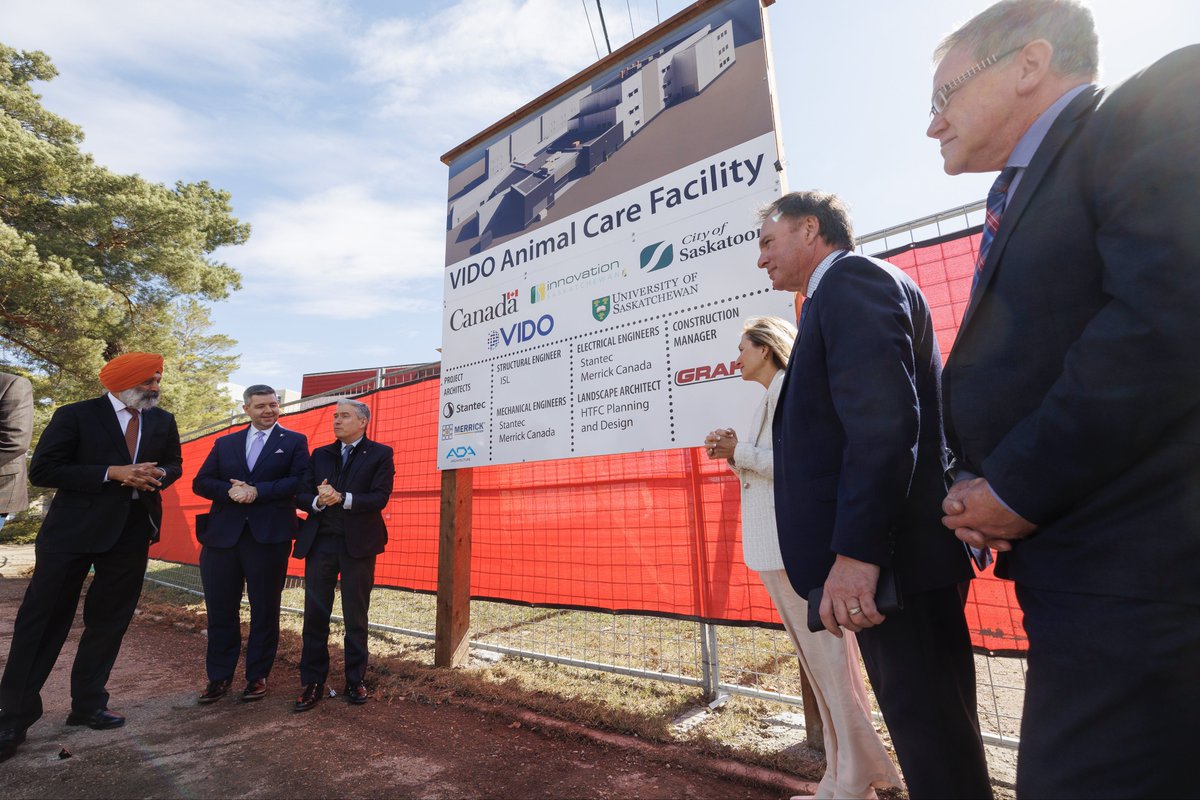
[353,0,601,124]
[232,185,445,318]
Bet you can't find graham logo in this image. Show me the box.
[441,424,454,441]
[674,361,741,386]
[489,314,555,350]
[530,283,546,303]
[442,402,454,419]
[639,241,674,272]
[445,445,476,461]
[592,296,611,322]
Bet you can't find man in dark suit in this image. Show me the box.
[292,398,393,711]
[927,2,1200,796]
[0,352,181,763]
[762,192,991,798]
[0,372,34,533]
[192,385,309,704]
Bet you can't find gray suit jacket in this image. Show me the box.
[0,373,34,515]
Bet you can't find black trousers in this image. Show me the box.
[0,505,152,730]
[856,583,992,800]
[1016,585,1200,799]
[299,535,376,686]
[199,528,290,683]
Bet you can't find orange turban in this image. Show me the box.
[99,352,164,393]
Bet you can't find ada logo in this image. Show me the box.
[592,296,611,322]
[445,446,476,462]
[441,424,454,441]
[674,361,741,386]
[639,241,674,273]
[442,402,454,419]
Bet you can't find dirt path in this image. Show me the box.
[0,546,794,799]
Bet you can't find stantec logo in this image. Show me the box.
[442,402,454,418]
[674,361,740,386]
[639,241,674,272]
[489,314,555,350]
[445,446,476,461]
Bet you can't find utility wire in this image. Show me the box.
[626,0,635,38]
[595,0,612,54]
[581,0,601,60]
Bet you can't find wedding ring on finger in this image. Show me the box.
[848,607,863,616]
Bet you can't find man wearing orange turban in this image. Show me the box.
[0,352,182,763]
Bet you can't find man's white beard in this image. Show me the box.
[116,386,160,411]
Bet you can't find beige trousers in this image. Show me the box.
[758,569,903,799]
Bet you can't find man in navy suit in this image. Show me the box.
[292,398,394,711]
[193,385,309,704]
[0,353,181,763]
[761,192,990,798]
[928,1,1200,795]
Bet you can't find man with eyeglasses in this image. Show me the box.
[927,1,1200,796]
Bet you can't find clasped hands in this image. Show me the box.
[110,462,165,492]
[227,479,258,504]
[315,479,343,508]
[942,477,1036,552]
[703,427,737,460]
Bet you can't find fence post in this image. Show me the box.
[699,622,722,702]
[435,467,472,667]
[799,670,824,750]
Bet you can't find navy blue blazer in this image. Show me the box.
[773,254,971,598]
[293,437,394,560]
[30,395,182,552]
[193,424,309,547]
[944,46,1200,604]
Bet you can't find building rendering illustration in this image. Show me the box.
[446,20,736,253]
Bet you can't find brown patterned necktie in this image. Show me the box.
[124,407,139,460]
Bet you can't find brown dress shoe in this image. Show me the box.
[344,681,368,705]
[241,678,268,702]
[294,683,325,712]
[198,678,232,705]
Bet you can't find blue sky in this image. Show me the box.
[3,0,1196,393]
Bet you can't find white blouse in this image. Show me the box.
[731,369,786,572]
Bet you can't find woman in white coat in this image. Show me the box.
[705,316,901,800]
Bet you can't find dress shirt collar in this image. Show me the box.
[805,249,850,297]
[107,392,129,416]
[1008,83,1093,169]
[246,422,277,452]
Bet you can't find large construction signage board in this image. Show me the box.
[438,0,791,469]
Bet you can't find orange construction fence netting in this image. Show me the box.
[154,227,1026,654]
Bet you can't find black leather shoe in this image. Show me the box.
[198,678,232,705]
[241,678,268,702]
[0,727,27,763]
[294,682,324,712]
[344,681,368,705]
[65,708,126,730]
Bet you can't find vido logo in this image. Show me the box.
[488,314,555,350]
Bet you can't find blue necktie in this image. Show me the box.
[972,166,1018,297]
[341,443,353,468]
[247,430,265,470]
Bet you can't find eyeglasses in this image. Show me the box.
[929,46,1024,117]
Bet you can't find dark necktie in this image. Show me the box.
[972,166,1019,296]
[124,407,140,460]
[341,443,353,468]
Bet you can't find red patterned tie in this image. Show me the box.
[972,166,1018,296]
[124,407,139,460]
